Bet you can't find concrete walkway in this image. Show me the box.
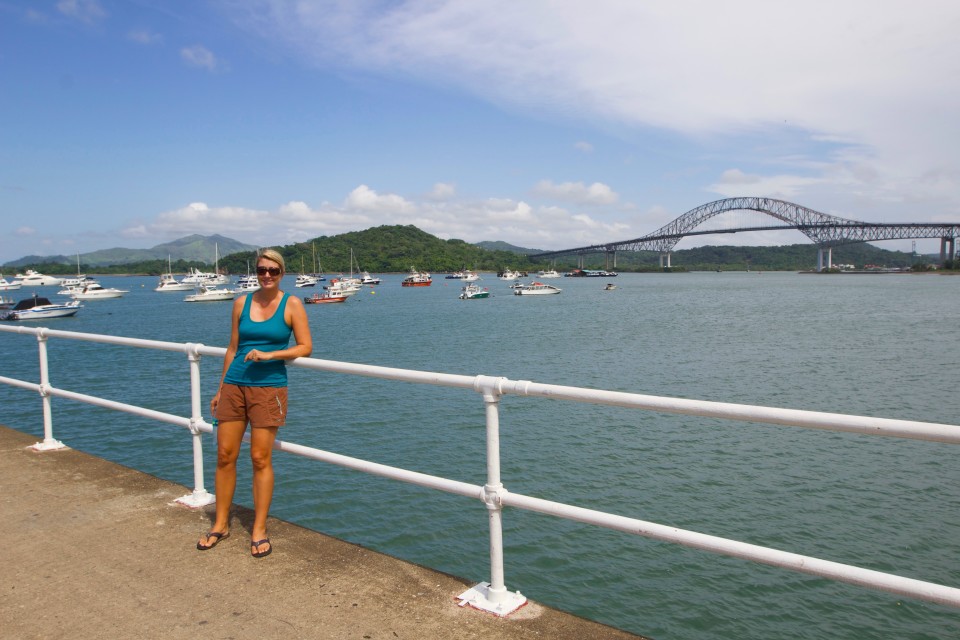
[1,425,647,640]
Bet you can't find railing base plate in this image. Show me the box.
[457,582,527,616]
[29,439,67,451]
[175,490,216,508]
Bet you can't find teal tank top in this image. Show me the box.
[223,292,293,387]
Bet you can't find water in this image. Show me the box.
[1,272,958,639]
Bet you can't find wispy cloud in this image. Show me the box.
[180,45,222,71]
[56,0,106,24]
[226,0,960,219]
[127,29,163,45]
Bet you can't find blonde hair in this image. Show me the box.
[258,248,286,273]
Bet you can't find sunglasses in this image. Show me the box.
[256,266,282,277]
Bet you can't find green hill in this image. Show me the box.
[3,225,936,276]
[219,225,537,275]
[3,234,257,269]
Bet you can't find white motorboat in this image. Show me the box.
[537,269,561,278]
[13,269,62,287]
[498,269,522,280]
[1,294,81,320]
[184,285,236,302]
[67,281,128,300]
[155,273,193,292]
[236,273,261,293]
[360,271,381,285]
[295,273,318,288]
[0,275,22,291]
[461,270,480,282]
[155,256,193,291]
[324,278,362,297]
[513,281,562,296]
[181,266,229,286]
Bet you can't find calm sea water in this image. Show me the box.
[1,271,958,639]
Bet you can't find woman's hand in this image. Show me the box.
[244,349,270,362]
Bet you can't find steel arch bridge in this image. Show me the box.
[530,197,960,270]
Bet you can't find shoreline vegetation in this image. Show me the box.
[4,224,954,276]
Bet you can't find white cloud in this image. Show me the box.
[574,141,593,154]
[426,182,456,201]
[345,185,416,213]
[180,45,221,71]
[532,180,619,205]
[14,227,36,236]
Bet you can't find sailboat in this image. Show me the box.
[307,242,326,281]
[355,250,380,285]
[295,256,318,288]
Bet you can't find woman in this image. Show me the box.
[197,249,312,557]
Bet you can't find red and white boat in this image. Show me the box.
[401,267,432,287]
[303,291,347,304]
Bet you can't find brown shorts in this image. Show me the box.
[216,384,288,428]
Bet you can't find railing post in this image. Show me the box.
[457,376,527,616]
[29,329,66,451]
[175,344,215,507]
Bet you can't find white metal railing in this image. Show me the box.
[2,324,960,614]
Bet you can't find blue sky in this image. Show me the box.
[2,0,959,264]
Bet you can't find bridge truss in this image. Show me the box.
[531,197,960,270]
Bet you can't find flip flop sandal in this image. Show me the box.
[197,530,230,550]
[251,538,272,558]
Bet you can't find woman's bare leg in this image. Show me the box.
[249,426,279,553]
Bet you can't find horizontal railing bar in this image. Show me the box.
[491,379,960,444]
[272,436,483,499]
[501,491,960,608]
[0,325,194,353]
[44,386,196,431]
[0,375,38,392]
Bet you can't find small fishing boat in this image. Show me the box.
[360,271,381,285]
[604,283,617,290]
[459,283,490,300]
